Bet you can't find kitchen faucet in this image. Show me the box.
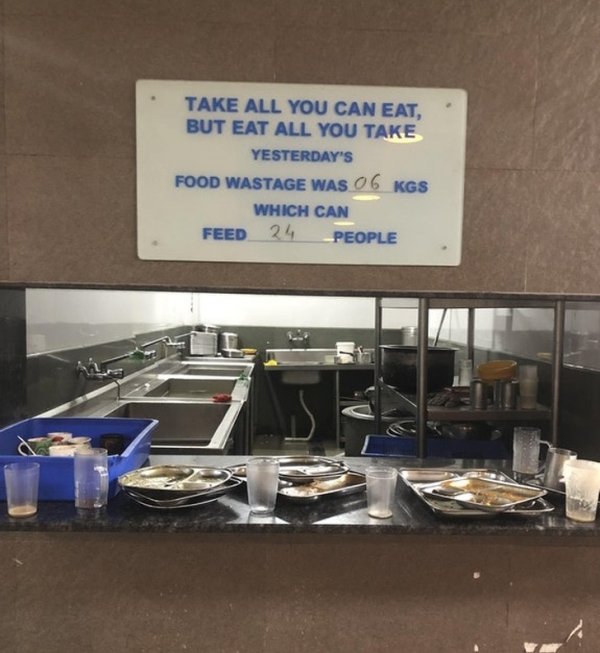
[76,358,124,400]
[140,335,186,356]
[287,329,310,349]
[76,358,125,381]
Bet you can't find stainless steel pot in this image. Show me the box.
[399,326,418,345]
[380,345,456,393]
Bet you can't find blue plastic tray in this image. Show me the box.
[0,417,157,501]
[361,435,509,460]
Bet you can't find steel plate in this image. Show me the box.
[277,472,366,503]
[119,465,233,498]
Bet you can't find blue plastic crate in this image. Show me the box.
[361,434,509,460]
[0,417,156,501]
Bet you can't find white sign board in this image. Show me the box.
[136,80,467,266]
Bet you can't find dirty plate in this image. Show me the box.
[228,456,348,483]
[420,477,545,512]
[123,477,242,509]
[119,465,232,499]
[278,472,366,503]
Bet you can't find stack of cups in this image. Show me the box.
[519,365,538,409]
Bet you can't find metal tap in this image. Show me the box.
[76,358,125,381]
[140,336,186,355]
[287,329,310,349]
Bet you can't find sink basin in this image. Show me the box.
[103,401,241,451]
[265,348,337,365]
[142,377,236,398]
[181,366,247,377]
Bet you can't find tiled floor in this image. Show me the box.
[251,433,344,458]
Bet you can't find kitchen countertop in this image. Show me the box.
[1,455,599,538]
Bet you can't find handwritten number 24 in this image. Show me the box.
[270,224,295,240]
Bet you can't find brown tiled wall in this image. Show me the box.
[1,0,599,293]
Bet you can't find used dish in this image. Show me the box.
[119,465,233,498]
[399,468,553,518]
[420,476,545,512]
[228,456,348,483]
[277,472,366,503]
[122,477,242,509]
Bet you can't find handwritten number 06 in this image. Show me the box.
[354,173,381,191]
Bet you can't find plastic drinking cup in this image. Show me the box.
[246,457,279,515]
[4,462,40,518]
[563,459,600,522]
[512,427,541,476]
[74,448,109,509]
[366,466,397,519]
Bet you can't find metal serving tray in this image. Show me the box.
[228,456,348,484]
[399,468,554,518]
[277,471,366,503]
[118,465,232,499]
[420,476,545,512]
[122,477,242,509]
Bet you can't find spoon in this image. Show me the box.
[17,436,37,456]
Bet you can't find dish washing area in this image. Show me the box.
[4,301,600,653]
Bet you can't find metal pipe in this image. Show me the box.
[416,298,430,458]
[551,300,565,445]
[467,307,475,362]
[374,298,383,435]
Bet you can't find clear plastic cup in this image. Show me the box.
[4,462,40,518]
[366,466,397,519]
[74,448,109,509]
[563,459,600,522]
[512,426,541,476]
[246,457,279,515]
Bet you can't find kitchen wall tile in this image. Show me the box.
[4,15,276,158]
[4,0,277,24]
[524,171,600,293]
[534,31,600,171]
[275,28,537,170]
[275,0,467,33]
[540,0,600,36]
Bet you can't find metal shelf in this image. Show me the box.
[383,383,550,422]
[373,296,565,457]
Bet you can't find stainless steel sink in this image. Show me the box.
[103,400,242,452]
[265,348,337,365]
[181,366,245,377]
[142,377,235,398]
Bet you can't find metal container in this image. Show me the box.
[380,345,456,393]
[198,324,220,334]
[219,331,239,351]
[469,378,487,409]
[190,331,217,356]
[399,326,418,345]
